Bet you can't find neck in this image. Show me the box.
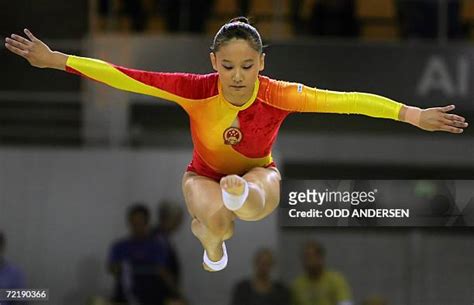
[307,269,323,280]
[253,274,272,292]
[255,273,270,283]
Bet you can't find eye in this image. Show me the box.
[243,65,253,70]
[222,65,233,70]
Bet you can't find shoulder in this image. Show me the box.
[234,278,252,290]
[258,74,303,91]
[175,72,219,99]
[2,262,22,273]
[258,74,307,110]
[111,237,130,250]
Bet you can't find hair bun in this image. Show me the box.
[228,16,249,24]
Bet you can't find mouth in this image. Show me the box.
[230,85,245,89]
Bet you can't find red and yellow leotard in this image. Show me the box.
[66,56,403,181]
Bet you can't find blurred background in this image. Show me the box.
[0,0,473,305]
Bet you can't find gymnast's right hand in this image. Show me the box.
[4,28,67,70]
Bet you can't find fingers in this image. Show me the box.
[23,28,38,42]
[441,118,468,128]
[11,34,32,46]
[440,104,456,112]
[5,37,30,51]
[443,113,465,122]
[440,124,464,134]
[4,41,29,57]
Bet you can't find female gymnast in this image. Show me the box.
[5,17,468,272]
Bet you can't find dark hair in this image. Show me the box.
[210,16,263,53]
[127,203,150,223]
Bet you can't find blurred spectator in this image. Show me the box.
[0,231,27,304]
[292,240,353,305]
[152,201,184,301]
[107,203,167,305]
[230,248,290,305]
[309,0,358,37]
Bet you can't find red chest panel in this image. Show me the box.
[232,99,290,158]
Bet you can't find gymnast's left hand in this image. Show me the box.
[402,104,469,134]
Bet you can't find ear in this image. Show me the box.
[259,53,265,72]
[210,52,218,71]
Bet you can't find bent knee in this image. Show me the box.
[204,211,233,237]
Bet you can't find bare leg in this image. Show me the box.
[182,172,235,271]
[182,167,281,271]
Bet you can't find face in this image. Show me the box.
[210,38,265,102]
[303,244,324,275]
[128,213,149,237]
[254,250,274,277]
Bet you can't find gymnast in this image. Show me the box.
[5,17,468,272]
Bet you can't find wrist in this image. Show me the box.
[50,51,68,70]
[401,105,422,126]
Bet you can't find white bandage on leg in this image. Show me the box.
[203,242,228,271]
[221,180,249,211]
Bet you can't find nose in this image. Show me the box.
[232,69,243,83]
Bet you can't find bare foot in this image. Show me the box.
[220,174,246,196]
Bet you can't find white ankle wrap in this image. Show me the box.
[203,242,228,271]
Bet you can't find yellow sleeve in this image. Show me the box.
[267,80,403,121]
[65,55,200,109]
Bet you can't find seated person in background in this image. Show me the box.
[0,231,27,305]
[0,231,26,288]
[107,204,167,305]
[292,240,353,305]
[152,201,184,301]
[230,248,290,305]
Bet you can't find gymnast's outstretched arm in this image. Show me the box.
[5,29,200,109]
[267,80,469,134]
